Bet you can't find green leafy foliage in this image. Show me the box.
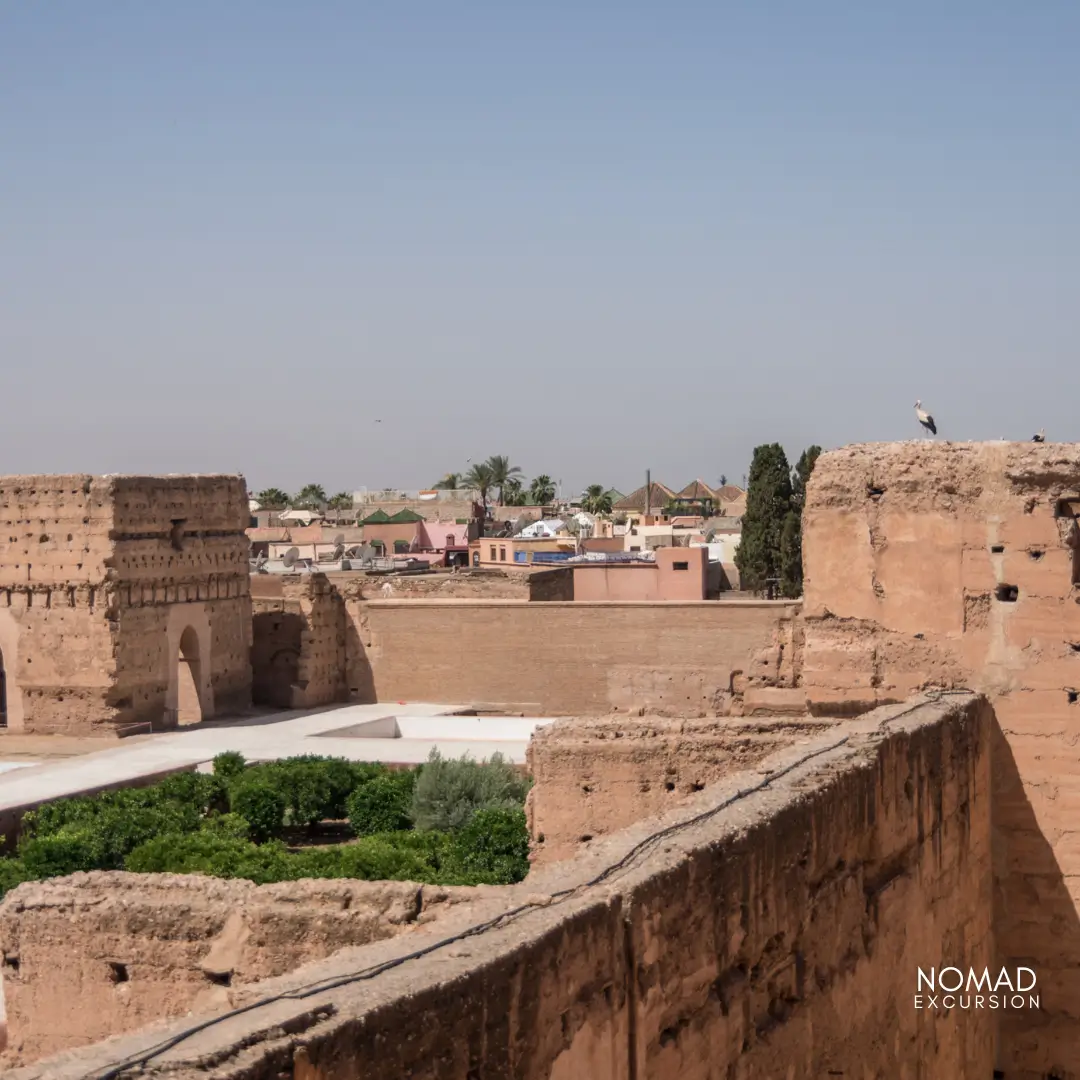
[213,751,247,780]
[229,780,286,842]
[735,443,792,593]
[0,753,532,897]
[411,750,531,832]
[441,808,530,885]
[347,771,416,836]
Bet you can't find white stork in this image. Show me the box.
[1032,429,1045,443]
[914,400,937,437]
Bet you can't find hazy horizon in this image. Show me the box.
[3,3,1077,496]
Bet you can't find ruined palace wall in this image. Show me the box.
[20,697,993,1080]
[0,874,476,1065]
[0,477,119,732]
[109,477,252,727]
[250,574,348,708]
[527,716,827,864]
[349,600,800,714]
[801,442,1080,1077]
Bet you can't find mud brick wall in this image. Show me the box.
[526,715,828,864]
[0,873,477,1065]
[0,475,251,735]
[250,573,348,708]
[800,442,1080,1077]
[349,599,801,715]
[16,696,993,1080]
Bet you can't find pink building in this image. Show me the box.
[571,547,707,601]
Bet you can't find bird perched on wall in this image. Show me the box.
[1032,429,1046,443]
[914,400,937,437]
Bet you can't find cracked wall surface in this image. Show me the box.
[5,695,992,1080]
[0,475,252,735]
[0,873,480,1065]
[801,441,1080,1077]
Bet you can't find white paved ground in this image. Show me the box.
[0,703,554,817]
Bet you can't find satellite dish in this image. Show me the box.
[282,546,300,568]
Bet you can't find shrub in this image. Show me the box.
[411,751,530,832]
[19,830,102,878]
[212,751,247,779]
[201,813,251,841]
[239,757,372,828]
[230,781,286,842]
[125,833,293,884]
[0,857,30,899]
[441,807,530,886]
[347,771,415,836]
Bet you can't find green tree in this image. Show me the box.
[327,492,353,510]
[434,473,461,490]
[463,462,496,517]
[501,478,527,506]
[529,475,556,505]
[779,445,822,598]
[485,455,523,504]
[581,484,612,515]
[734,444,792,593]
[255,488,289,508]
[718,474,727,488]
[791,446,822,511]
[293,484,327,510]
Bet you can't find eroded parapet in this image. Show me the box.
[8,694,993,1080]
[0,873,479,1065]
[526,715,829,864]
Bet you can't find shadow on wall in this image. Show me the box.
[251,612,303,708]
[993,720,1080,1079]
[344,614,376,705]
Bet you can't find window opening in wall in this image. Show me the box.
[996,584,1019,602]
[673,561,689,570]
[177,627,203,726]
[489,546,496,560]
[499,547,506,561]
[991,544,1004,554]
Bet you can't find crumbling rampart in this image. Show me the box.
[0,873,478,1064]
[5,696,993,1079]
[800,441,1080,1075]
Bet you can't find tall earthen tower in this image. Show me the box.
[0,475,252,735]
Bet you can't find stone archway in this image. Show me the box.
[177,626,204,726]
[164,604,214,729]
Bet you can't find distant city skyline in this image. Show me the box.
[3,3,1077,494]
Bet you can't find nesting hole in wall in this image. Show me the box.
[3,955,20,973]
[996,584,1019,602]
[664,780,676,792]
[1068,690,1079,705]
[1029,549,1044,560]
[107,962,129,984]
[204,970,232,987]
[867,485,885,500]
[991,544,1005,554]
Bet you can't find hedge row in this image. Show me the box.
[0,751,531,897]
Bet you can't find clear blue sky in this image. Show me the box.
[2,3,1077,497]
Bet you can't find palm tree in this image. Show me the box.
[464,462,496,517]
[485,455,523,504]
[327,492,353,510]
[529,474,556,506]
[294,484,328,510]
[502,478,527,506]
[255,487,289,508]
[433,473,461,490]
[581,484,612,515]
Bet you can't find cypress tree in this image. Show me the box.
[735,444,792,593]
[779,445,822,598]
